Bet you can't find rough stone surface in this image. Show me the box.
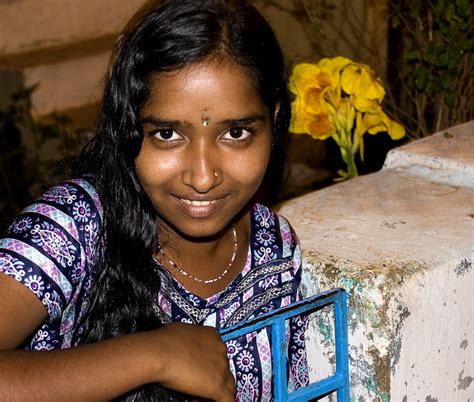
[279,121,474,400]
[384,121,474,188]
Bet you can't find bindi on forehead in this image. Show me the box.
[201,109,210,127]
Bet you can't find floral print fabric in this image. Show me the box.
[0,178,102,349]
[0,180,309,400]
[155,203,309,401]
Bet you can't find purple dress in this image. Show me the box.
[0,178,102,349]
[0,179,308,399]
[155,203,309,401]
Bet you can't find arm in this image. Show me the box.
[0,273,235,401]
[0,179,234,401]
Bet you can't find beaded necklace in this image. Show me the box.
[158,225,238,284]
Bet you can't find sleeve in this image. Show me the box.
[277,213,303,298]
[0,178,103,322]
[278,215,310,391]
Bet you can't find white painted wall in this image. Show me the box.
[280,121,474,400]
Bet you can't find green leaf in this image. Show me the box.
[415,66,429,90]
[446,47,462,68]
[438,48,452,67]
[458,20,471,31]
[445,90,457,107]
[438,20,451,36]
[435,0,446,20]
[391,15,400,28]
[425,81,439,97]
[439,72,452,90]
[460,38,473,51]
[403,50,421,62]
[456,0,470,15]
[425,45,438,64]
[444,4,456,22]
[409,8,418,19]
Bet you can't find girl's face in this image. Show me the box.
[135,60,273,240]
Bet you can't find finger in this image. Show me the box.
[216,390,236,402]
[225,374,236,394]
[225,384,236,399]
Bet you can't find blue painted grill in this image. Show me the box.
[220,288,350,401]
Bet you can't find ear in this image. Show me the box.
[273,102,281,125]
[271,102,281,150]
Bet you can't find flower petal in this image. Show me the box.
[318,56,352,74]
[353,97,381,114]
[341,64,385,100]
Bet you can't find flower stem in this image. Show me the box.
[345,147,358,178]
[334,130,359,179]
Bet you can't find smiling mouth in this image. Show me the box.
[179,198,218,206]
[173,195,229,218]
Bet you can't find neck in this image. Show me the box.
[155,213,250,298]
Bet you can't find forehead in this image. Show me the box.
[142,60,267,118]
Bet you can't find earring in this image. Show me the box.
[201,109,210,127]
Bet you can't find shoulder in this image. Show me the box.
[37,176,103,219]
[250,203,300,263]
[16,177,104,259]
[0,177,104,319]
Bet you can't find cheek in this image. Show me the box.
[227,144,271,186]
[135,147,179,188]
[134,151,155,189]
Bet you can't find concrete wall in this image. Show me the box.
[279,121,474,400]
[0,0,388,120]
[0,0,145,118]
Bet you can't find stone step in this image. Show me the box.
[383,121,474,188]
[279,120,474,400]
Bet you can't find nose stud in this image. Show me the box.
[201,109,210,127]
[214,171,219,178]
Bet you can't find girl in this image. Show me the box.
[0,0,308,400]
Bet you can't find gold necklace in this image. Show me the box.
[158,225,238,284]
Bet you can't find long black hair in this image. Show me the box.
[77,0,290,399]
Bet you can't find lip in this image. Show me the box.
[171,194,229,218]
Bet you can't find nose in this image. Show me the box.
[182,140,222,193]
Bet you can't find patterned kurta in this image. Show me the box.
[0,179,308,399]
[154,203,309,401]
[0,178,102,350]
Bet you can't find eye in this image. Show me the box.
[152,129,183,141]
[221,127,253,141]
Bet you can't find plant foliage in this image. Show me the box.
[0,86,88,231]
[390,0,473,137]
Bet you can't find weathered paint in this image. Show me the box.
[279,121,474,400]
[391,258,474,400]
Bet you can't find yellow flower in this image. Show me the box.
[288,56,405,179]
[334,98,356,134]
[317,56,353,76]
[289,96,335,140]
[341,63,385,101]
[289,63,335,112]
[364,112,405,140]
[353,98,405,140]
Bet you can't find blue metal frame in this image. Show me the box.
[220,288,349,401]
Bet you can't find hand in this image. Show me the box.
[148,322,236,401]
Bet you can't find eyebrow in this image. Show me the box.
[140,113,267,128]
[220,114,267,126]
[140,116,191,128]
